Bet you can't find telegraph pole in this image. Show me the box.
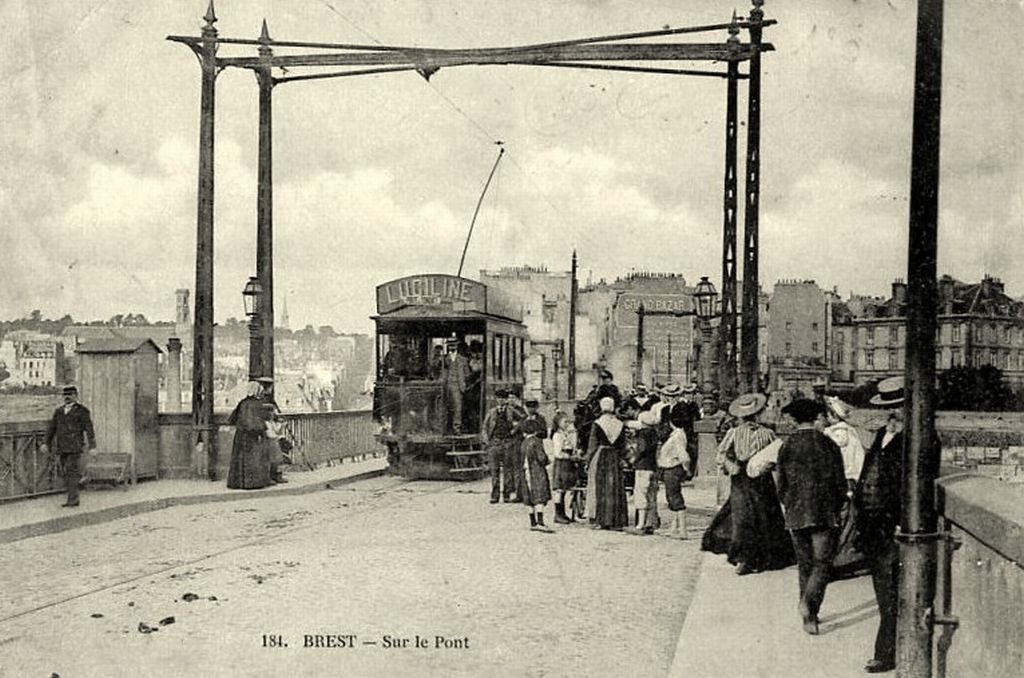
[635,303,646,387]
[256,19,275,381]
[568,249,578,400]
[191,1,218,480]
[740,0,765,394]
[898,1,944,676]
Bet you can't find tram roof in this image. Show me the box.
[374,273,523,323]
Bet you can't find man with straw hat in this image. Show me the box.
[855,377,905,674]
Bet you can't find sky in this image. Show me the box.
[1,0,1022,334]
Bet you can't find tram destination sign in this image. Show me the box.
[377,274,487,314]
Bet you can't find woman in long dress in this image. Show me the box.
[227,381,273,490]
[823,396,869,578]
[703,393,794,574]
[585,397,629,530]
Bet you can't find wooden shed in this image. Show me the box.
[76,337,162,484]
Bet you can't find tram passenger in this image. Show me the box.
[445,341,472,434]
[482,389,518,503]
[519,399,553,532]
[505,392,527,501]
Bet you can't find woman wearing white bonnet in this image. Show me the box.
[824,396,866,487]
[584,397,629,529]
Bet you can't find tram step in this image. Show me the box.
[446,451,484,457]
[450,467,486,473]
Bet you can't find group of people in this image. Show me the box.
[227,377,290,490]
[702,377,906,674]
[482,369,705,538]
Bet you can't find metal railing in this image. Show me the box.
[0,420,61,502]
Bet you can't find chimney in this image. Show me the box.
[891,278,907,309]
[165,337,183,412]
[939,275,955,314]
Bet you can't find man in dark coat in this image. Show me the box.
[670,383,702,477]
[482,389,519,503]
[43,385,96,507]
[776,398,847,636]
[855,377,906,674]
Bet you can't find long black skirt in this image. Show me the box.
[701,473,795,572]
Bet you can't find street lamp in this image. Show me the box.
[693,277,719,396]
[243,276,263,379]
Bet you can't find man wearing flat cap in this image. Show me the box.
[43,385,96,507]
[482,389,522,503]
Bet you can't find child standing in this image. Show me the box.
[550,412,578,523]
[519,400,553,532]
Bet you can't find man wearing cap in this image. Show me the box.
[776,398,847,635]
[43,385,96,507]
[668,383,703,477]
[622,383,658,414]
[482,389,520,503]
[592,369,622,412]
[445,342,472,434]
[854,377,905,674]
[653,384,690,538]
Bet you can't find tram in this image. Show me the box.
[371,273,528,480]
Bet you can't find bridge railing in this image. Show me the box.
[0,420,61,502]
[935,473,1024,678]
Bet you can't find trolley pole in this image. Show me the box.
[898,1,944,676]
[740,0,764,394]
[256,19,275,381]
[191,1,219,480]
[568,249,578,400]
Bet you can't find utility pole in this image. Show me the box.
[635,303,646,388]
[667,332,673,384]
[740,0,765,393]
[191,1,218,480]
[255,19,275,381]
[898,1,944,676]
[568,250,578,401]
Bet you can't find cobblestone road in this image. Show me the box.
[0,476,711,678]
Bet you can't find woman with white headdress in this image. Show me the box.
[227,381,273,490]
[585,397,629,530]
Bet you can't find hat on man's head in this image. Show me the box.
[635,382,648,393]
[598,369,614,380]
[824,396,851,421]
[870,377,905,407]
[495,388,509,398]
[255,377,275,385]
[681,383,698,394]
[61,384,78,395]
[659,383,683,398]
[729,392,768,419]
[524,398,540,408]
[782,398,827,424]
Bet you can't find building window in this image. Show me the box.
[835,347,845,364]
[889,327,897,345]
[812,342,819,353]
[1003,327,1011,344]
[952,324,960,343]
[812,322,819,332]
[889,349,898,369]
[866,328,874,346]
[785,342,792,356]
[785,321,792,332]
[951,349,961,366]
[865,351,874,369]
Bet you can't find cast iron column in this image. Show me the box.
[898,1,944,676]
[740,0,764,394]
[256,20,275,381]
[191,1,218,480]
[568,249,578,400]
[720,14,740,401]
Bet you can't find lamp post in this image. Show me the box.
[552,340,564,402]
[693,276,719,395]
[243,276,263,380]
